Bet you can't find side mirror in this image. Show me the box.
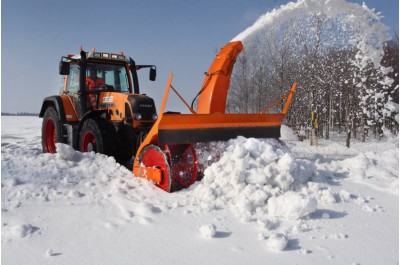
[59,61,70,75]
[149,67,156,81]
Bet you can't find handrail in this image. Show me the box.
[282,82,297,114]
[259,90,291,114]
[259,82,297,114]
[170,85,196,114]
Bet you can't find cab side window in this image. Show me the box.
[66,64,80,94]
[119,66,130,93]
[59,76,65,94]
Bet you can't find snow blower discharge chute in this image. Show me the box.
[40,41,297,192]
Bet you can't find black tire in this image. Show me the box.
[114,125,136,165]
[79,118,116,157]
[42,106,64,153]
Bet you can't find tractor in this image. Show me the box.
[40,41,297,192]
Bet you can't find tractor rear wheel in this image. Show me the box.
[79,118,116,156]
[42,106,63,153]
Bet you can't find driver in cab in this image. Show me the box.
[86,69,105,90]
[86,68,105,109]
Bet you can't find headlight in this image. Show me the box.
[134,113,142,120]
[152,114,158,120]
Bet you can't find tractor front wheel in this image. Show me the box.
[79,118,116,156]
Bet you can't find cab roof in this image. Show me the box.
[68,50,128,62]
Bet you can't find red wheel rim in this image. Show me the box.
[82,131,96,152]
[44,118,56,153]
[140,146,171,192]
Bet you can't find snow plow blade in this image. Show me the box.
[157,113,284,145]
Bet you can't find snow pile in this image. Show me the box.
[192,137,316,221]
[1,142,135,204]
[1,140,169,227]
[190,136,320,250]
[189,134,399,251]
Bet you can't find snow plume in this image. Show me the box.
[231,0,396,136]
[232,0,391,68]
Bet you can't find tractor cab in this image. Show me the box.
[84,62,131,93]
[58,49,157,119]
[61,51,136,94]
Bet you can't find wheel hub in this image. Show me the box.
[82,131,96,153]
[87,142,96,152]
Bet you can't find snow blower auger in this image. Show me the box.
[133,41,297,192]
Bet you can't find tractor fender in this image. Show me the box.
[39,96,67,122]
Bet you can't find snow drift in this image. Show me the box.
[191,137,317,224]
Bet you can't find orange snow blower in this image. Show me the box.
[133,41,297,192]
[40,41,296,193]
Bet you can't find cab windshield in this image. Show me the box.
[87,62,131,93]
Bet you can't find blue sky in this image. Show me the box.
[2,0,399,113]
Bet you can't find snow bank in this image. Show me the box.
[189,136,321,250]
[1,139,168,228]
[192,137,316,221]
[1,143,135,204]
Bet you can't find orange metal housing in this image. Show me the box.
[196,41,243,114]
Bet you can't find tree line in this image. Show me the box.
[2,112,39,116]
[226,15,399,146]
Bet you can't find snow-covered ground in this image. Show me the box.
[1,116,398,265]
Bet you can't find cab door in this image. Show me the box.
[64,64,83,119]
